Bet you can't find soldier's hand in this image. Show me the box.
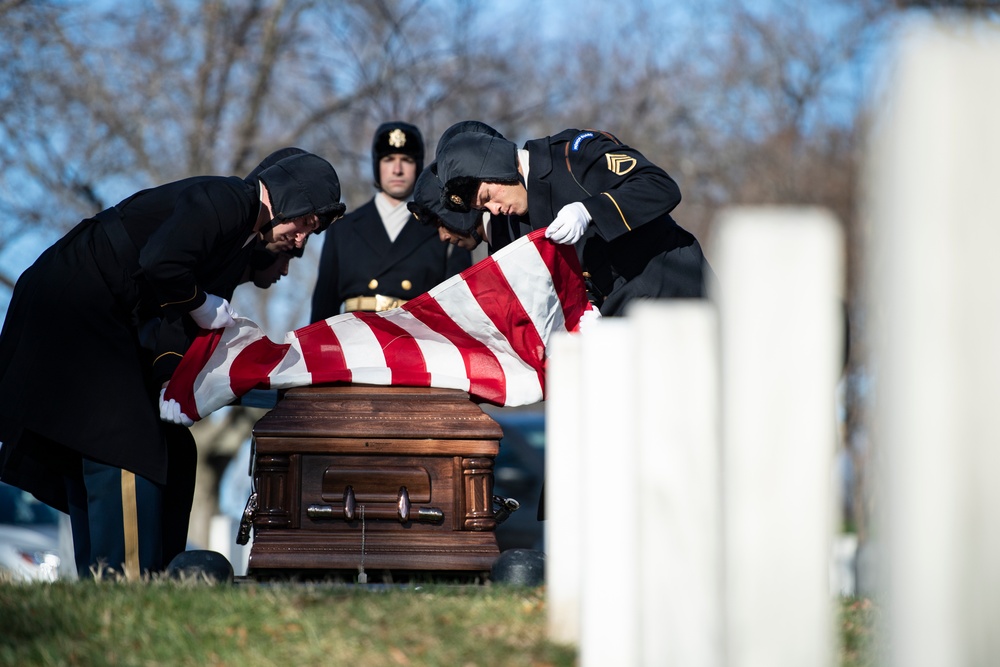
[546,202,591,245]
[189,293,238,330]
[159,388,194,427]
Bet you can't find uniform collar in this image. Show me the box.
[517,149,531,189]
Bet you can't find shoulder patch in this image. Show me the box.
[571,131,595,152]
[605,153,637,176]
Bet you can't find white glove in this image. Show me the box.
[159,388,194,427]
[578,307,602,332]
[545,202,591,245]
[189,293,237,330]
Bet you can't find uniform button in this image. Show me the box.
[401,280,412,291]
[368,279,379,290]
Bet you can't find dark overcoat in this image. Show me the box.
[0,175,259,511]
[310,198,471,322]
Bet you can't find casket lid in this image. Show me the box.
[252,385,505,440]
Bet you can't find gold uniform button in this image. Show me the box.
[368,279,379,290]
[401,280,412,291]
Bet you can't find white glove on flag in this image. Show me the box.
[545,202,591,245]
[159,388,194,427]
[189,293,237,330]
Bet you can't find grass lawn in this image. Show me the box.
[0,578,877,667]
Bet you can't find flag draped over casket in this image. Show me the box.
[164,229,593,421]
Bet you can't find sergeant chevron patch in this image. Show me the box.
[605,153,636,175]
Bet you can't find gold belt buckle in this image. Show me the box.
[374,294,400,311]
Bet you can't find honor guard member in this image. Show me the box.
[438,126,714,316]
[409,166,487,253]
[0,150,345,579]
[407,121,511,253]
[310,122,472,322]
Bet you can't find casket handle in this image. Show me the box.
[343,486,356,520]
[397,486,411,522]
[394,487,444,523]
[306,487,445,524]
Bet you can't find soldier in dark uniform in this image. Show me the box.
[407,121,510,254]
[0,151,345,578]
[409,167,487,252]
[438,126,713,316]
[310,122,471,322]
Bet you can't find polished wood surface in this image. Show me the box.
[248,385,503,580]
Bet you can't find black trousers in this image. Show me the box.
[64,423,196,579]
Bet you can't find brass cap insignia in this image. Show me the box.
[449,194,464,206]
[388,128,407,148]
[605,153,637,176]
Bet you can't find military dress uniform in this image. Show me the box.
[440,128,712,316]
[526,129,710,315]
[312,121,471,321]
[310,197,471,321]
[0,152,342,577]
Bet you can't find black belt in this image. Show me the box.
[93,207,139,270]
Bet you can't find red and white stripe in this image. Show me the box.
[165,229,593,420]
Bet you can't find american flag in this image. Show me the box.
[164,229,593,421]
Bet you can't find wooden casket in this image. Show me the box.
[246,385,504,580]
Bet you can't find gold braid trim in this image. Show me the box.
[153,351,184,366]
[601,192,631,231]
[160,287,199,308]
[120,471,140,581]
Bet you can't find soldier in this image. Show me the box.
[408,167,486,253]
[310,122,471,321]
[437,126,714,316]
[408,120,510,255]
[0,150,345,579]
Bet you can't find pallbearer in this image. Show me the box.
[0,150,345,579]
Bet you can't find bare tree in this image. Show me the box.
[0,0,904,548]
